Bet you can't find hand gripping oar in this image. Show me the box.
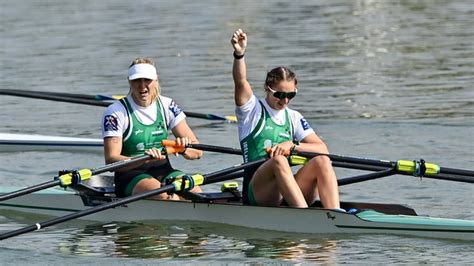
[0,154,152,202]
[162,140,242,155]
[0,89,237,122]
[0,158,267,240]
[291,151,474,183]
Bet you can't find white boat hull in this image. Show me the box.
[0,133,102,152]
[1,188,473,241]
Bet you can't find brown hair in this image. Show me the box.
[264,66,298,88]
[128,57,160,101]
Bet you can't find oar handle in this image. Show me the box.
[161,140,186,153]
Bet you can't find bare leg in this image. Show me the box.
[252,155,308,208]
[132,178,180,200]
[295,155,340,209]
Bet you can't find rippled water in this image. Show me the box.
[1,0,473,264]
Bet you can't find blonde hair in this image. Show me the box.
[128,57,160,101]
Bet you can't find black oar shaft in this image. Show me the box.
[0,155,152,202]
[188,143,242,155]
[338,168,397,186]
[0,183,176,240]
[89,155,151,175]
[440,167,474,177]
[0,89,110,107]
[332,161,392,172]
[296,151,394,168]
[38,91,103,100]
[1,89,104,101]
[1,89,235,122]
[421,174,474,183]
[298,151,473,182]
[0,180,59,201]
[333,161,474,183]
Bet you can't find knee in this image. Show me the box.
[271,155,291,172]
[133,178,161,194]
[309,155,332,168]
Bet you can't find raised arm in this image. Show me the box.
[231,29,253,107]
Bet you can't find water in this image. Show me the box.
[1,0,473,264]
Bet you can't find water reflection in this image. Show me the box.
[58,221,340,262]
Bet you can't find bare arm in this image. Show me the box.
[295,133,330,154]
[171,119,203,159]
[104,136,127,164]
[267,132,331,158]
[103,136,159,171]
[231,29,253,106]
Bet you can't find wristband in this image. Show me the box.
[233,51,244,60]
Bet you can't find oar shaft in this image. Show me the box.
[0,155,153,202]
[338,168,397,186]
[1,89,117,101]
[332,161,392,172]
[297,151,473,182]
[0,183,177,240]
[189,144,242,155]
[0,89,110,107]
[90,154,151,175]
[421,173,474,183]
[1,89,236,122]
[296,151,394,168]
[333,161,474,183]
[440,167,474,177]
[162,140,242,155]
[0,180,59,202]
[23,90,105,101]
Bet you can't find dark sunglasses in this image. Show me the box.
[266,85,298,100]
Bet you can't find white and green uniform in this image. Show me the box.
[120,97,169,157]
[235,95,315,205]
[102,95,186,197]
[240,102,293,163]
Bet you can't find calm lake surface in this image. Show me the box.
[1,0,473,264]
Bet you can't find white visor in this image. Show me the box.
[128,64,158,80]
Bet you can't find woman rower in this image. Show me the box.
[102,57,203,199]
[230,29,341,209]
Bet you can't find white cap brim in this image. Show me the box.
[128,64,158,80]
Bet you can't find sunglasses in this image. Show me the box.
[266,85,298,100]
